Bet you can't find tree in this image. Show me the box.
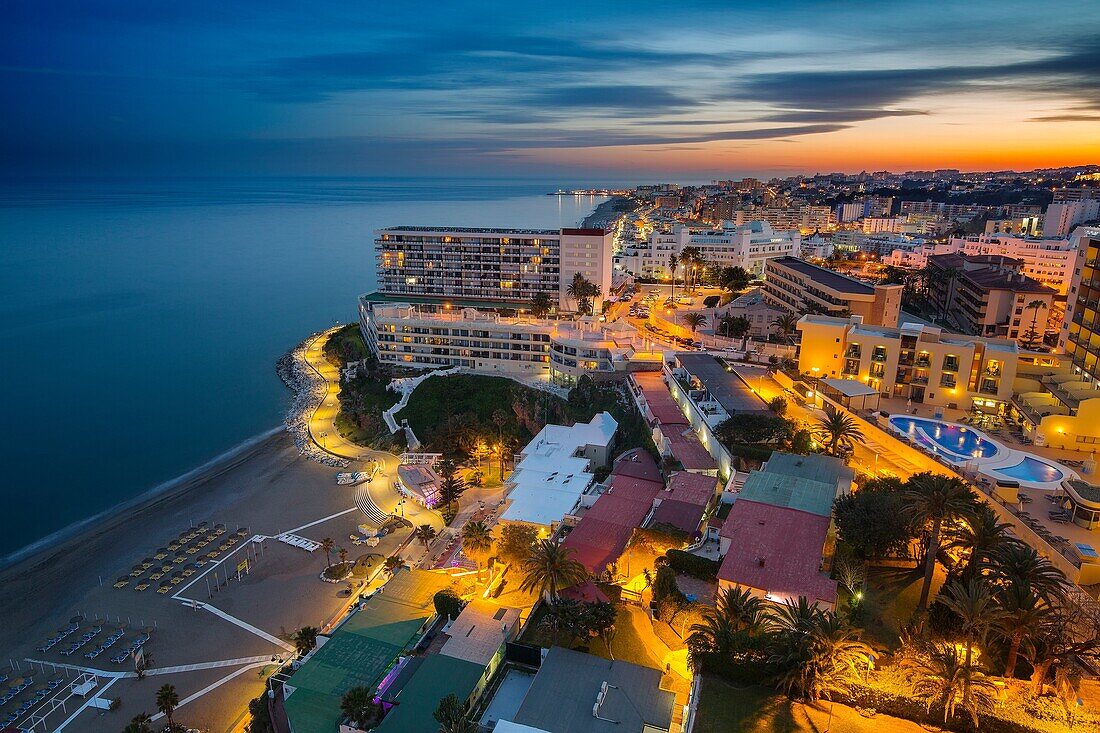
[414,523,438,549]
[652,564,687,621]
[718,265,752,293]
[585,601,618,657]
[497,524,539,568]
[123,713,153,733]
[813,404,865,456]
[988,541,1068,603]
[1022,299,1047,349]
[668,253,679,305]
[833,480,915,561]
[433,693,475,733]
[383,555,404,575]
[772,312,799,341]
[903,473,977,625]
[682,312,707,335]
[338,547,348,565]
[436,464,467,516]
[155,685,179,733]
[292,626,319,657]
[720,314,751,339]
[433,588,464,620]
[530,291,553,318]
[247,694,274,733]
[996,584,1051,679]
[943,503,1013,582]
[768,599,872,702]
[939,579,1006,708]
[341,687,383,730]
[767,396,787,416]
[540,599,585,646]
[519,540,588,602]
[716,413,793,446]
[320,537,336,568]
[566,272,600,315]
[687,586,767,671]
[903,642,999,728]
[461,520,495,581]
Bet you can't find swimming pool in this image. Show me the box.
[886,415,1074,490]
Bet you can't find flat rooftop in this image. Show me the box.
[512,647,675,733]
[378,226,560,235]
[677,353,769,415]
[439,599,521,666]
[769,256,875,295]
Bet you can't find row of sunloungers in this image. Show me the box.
[278,533,320,552]
[83,628,126,659]
[59,626,102,657]
[116,528,249,590]
[110,633,150,664]
[35,622,79,653]
[1,676,65,726]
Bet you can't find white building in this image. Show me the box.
[373,226,612,312]
[614,220,800,279]
[499,413,618,533]
[1044,200,1100,238]
[359,301,664,383]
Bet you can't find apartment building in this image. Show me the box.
[613,220,800,278]
[359,301,662,383]
[926,253,1055,341]
[762,256,902,327]
[949,234,1076,294]
[796,314,1020,411]
[373,226,612,312]
[1044,199,1100,238]
[1060,227,1100,378]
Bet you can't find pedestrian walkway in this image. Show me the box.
[149,662,269,722]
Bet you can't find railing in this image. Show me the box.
[871,353,888,363]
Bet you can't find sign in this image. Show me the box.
[237,558,250,575]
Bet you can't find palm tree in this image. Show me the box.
[996,584,1050,678]
[668,253,679,304]
[566,272,599,315]
[768,600,872,702]
[155,684,180,733]
[461,520,495,581]
[989,541,1068,603]
[1022,299,1046,349]
[939,580,1006,707]
[903,473,976,624]
[123,713,153,733]
[903,642,999,728]
[682,312,707,336]
[518,540,588,601]
[383,554,404,575]
[530,291,553,318]
[414,524,438,550]
[771,312,799,341]
[320,537,336,568]
[337,547,348,566]
[341,686,382,729]
[686,586,767,670]
[943,503,1013,582]
[434,693,476,733]
[292,626,319,657]
[814,404,865,456]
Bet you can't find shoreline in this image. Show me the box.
[0,425,284,578]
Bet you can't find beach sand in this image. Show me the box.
[0,430,393,732]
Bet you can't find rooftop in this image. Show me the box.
[762,452,855,488]
[732,472,838,520]
[718,500,837,605]
[376,653,486,733]
[511,647,675,733]
[439,599,521,666]
[525,413,618,457]
[768,256,875,295]
[284,570,454,733]
[820,378,880,399]
[676,353,769,415]
[632,372,689,426]
[664,471,719,506]
[379,226,560,235]
[666,430,718,471]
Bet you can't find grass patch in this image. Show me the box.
[396,374,656,462]
[323,323,371,367]
[696,677,926,733]
[519,605,660,670]
[854,564,938,648]
[324,328,412,450]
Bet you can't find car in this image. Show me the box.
[621,294,633,302]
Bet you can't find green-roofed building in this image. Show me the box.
[375,654,486,733]
[735,452,854,517]
[283,569,455,733]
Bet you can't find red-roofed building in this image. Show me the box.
[717,499,837,608]
[665,430,718,474]
[649,472,718,535]
[610,449,663,485]
[632,372,689,426]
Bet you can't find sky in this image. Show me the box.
[2,0,1099,179]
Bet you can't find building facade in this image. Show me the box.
[614,220,800,279]
[797,314,1020,411]
[926,253,1055,341]
[1061,227,1100,379]
[373,226,612,312]
[762,256,902,327]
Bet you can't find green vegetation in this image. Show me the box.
[323,323,371,367]
[664,549,719,580]
[397,373,655,463]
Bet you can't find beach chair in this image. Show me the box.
[135,583,149,591]
[157,585,170,594]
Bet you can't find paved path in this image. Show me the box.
[199,602,295,652]
[303,329,375,461]
[150,662,269,722]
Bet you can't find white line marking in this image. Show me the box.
[54,676,121,732]
[144,655,275,675]
[23,659,126,678]
[284,506,359,536]
[198,603,295,651]
[149,662,269,721]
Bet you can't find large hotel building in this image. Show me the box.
[373,226,612,312]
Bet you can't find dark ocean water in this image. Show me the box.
[0,177,617,561]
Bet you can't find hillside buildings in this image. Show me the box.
[797,314,1022,411]
[373,226,612,312]
[925,253,1055,341]
[762,256,902,327]
[614,220,800,279]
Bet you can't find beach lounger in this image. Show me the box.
[135,583,149,591]
[157,586,170,594]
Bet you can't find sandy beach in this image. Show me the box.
[0,427,395,732]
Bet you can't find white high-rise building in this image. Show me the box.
[614,220,800,279]
[1044,200,1100,238]
[373,226,612,312]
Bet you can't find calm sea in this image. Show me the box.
[0,177,616,561]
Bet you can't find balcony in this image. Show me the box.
[942,359,960,372]
[940,378,957,388]
[844,347,862,359]
[898,356,915,366]
[984,366,1002,377]
[915,356,931,367]
[871,353,888,363]
[911,375,929,385]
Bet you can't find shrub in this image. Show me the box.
[665,549,719,580]
[433,589,464,621]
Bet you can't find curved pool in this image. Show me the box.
[886,415,1074,490]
